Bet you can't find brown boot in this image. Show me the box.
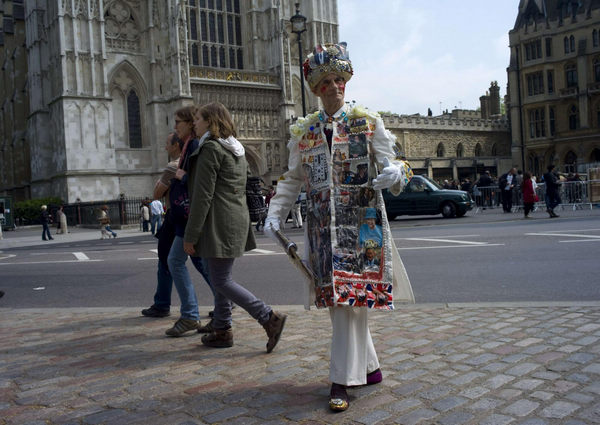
[197,319,214,334]
[201,327,233,348]
[263,311,287,353]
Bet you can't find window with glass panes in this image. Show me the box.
[187,0,243,69]
[526,72,544,96]
[594,58,600,82]
[528,108,546,138]
[565,64,578,88]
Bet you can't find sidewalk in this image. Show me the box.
[1,304,600,424]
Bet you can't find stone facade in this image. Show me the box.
[383,99,513,182]
[0,0,29,200]
[508,0,600,177]
[0,0,339,202]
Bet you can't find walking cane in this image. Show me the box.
[274,230,317,285]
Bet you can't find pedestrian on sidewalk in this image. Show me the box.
[544,164,562,218]
[40,205,54,241]
[521,171,537,218]
[263,42,413,412]
[141,131,214,329]
[150,199,164,235]
[56,206,68,234]
[291,194,303,228]
[161,106,214,337]
[183,102,286,352]
[499,167,517,213]
[140,201,150,232]
[99,205,117,239]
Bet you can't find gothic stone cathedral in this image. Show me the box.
[1,0,339,202]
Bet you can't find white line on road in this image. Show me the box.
[0,259,104,266]
[400,237,489,245]
[249,248,277,254]
[396,243,504,250]
[526,232,600,239]
[0,254,16,261]
[559,239,600,243]
[73,252,89,261]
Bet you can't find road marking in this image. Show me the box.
[73,252,89,261]
[0,254,16,261]
[249,248,277,254]
[0,259,104,266]
[150,249,158,253]
[526,232,600,239]
[396,243,504,250]
[33,287,45,291]
[559,239,600,243]
[400,237,488,246]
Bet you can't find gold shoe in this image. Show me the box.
[329,383,348,412]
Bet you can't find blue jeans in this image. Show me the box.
[105,225,117,237]
[42,223,52,240]
[207,257,271,330]
[167,236,214,320]
[154,256,213,310]
[151,214,162,235]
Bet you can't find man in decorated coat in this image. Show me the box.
[264,42,414,412]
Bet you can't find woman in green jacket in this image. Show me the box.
[183,102,287,352]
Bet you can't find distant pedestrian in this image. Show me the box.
[56,206,68,234]
[150,199,164,235]
[292,194,303,228]
[499,168,517,213]
[140,202,150,232]
[99,205,117,239]
[543,164,561,218]
[521,171,536,218]
[40,205,54,241]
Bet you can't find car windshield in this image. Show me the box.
[420,175,442,190]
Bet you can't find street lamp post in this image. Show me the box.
[290,2,307,117]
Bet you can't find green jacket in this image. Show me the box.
[184,139,256,257]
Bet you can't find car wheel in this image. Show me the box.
[441,202,456,218]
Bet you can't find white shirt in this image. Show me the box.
[150,200,164,215]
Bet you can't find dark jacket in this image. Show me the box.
[544,171,561,195]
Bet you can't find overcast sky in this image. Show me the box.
[338,0,520,116]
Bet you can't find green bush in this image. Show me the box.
[15,197,64,224]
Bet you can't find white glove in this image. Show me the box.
[372,157,402,190]
[263,215,281,242]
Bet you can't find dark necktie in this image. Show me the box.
[324,125,333,150]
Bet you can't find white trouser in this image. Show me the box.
[329,306,379,386]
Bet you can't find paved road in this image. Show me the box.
[1,208,599,308]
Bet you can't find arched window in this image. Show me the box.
[565,63,578,87]
[570,35,575,52]
[564,36,570,53]
[594,29,599,47]
[594,58,600,82]
[564,151,577,173]
[456,143,464,158]
[568,104,579,130]
[491,143,498,156]
[436,143,445,157]
[590,148,600,162]
[474,143,482,157]
[127,89,142,148]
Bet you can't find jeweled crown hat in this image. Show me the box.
[303,42,353,89]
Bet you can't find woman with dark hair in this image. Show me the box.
[521,171,536,218]
[163,106,212,337]
[183,102,287,352]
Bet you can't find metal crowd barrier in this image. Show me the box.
[471,180,598,214]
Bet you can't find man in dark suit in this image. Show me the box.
[498,168,517,213]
